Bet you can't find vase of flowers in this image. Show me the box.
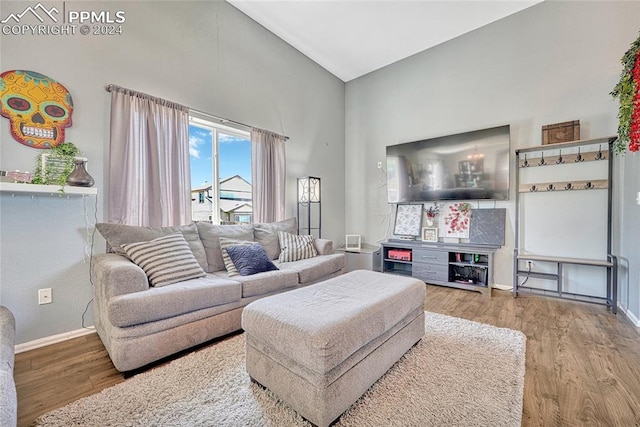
[611,31,640,154]
[425,202,440,227]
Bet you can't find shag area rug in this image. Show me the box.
[34,312,526,427]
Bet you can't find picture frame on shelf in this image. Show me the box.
[393,203,423,237]
[421,227,438,242]
[345,235,362,252]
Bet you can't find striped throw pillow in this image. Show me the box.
[277,231,318,262]
[121,233,206,287]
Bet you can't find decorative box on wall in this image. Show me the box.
[542,120,580,145]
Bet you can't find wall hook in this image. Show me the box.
[547,183,555,191]
[556,150,564,164]
[575,147,584,162]
[521,154,529,167]
[538,153,546,166]
[530,185,537,192]
[565,182,572,190]
[595,145,604,160]
[585,181,593,189]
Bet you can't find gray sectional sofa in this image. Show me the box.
[93,218,345,372]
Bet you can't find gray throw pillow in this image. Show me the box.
[96,222,208,271]
[196,222,254,272]
[253,217,297,260]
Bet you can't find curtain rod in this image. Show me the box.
[105,84,289,141]
[104,84,187,111]
[190,108,289,141]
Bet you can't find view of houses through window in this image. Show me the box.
[189,116,252,224]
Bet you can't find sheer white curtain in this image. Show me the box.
[108,87,191,227]
[251,128,286,223]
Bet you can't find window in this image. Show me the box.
[189,116,252,224]
[234,214,253,223]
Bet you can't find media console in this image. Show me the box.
[380,240,499,296]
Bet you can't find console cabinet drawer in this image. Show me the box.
[412,262,448,283]
[413,248,448,265]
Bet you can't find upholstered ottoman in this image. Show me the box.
[241,269,426,426]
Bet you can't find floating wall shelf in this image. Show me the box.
[0,182,97,196]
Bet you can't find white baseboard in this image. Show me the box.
[15,326,96,354]
[617,303,640,327]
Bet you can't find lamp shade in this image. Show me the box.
[297,176,321,203]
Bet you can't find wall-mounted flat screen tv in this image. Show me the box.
[386,125,510,203]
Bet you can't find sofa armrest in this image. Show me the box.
[91,253,150,300]
[0,307,15,370]
[314,238,333,256]
[0,306,16,427]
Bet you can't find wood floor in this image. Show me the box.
[14,286,640,426]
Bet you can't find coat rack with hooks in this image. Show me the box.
[519,178,608,193]
[513,135,618,313]
[518,144,608,168]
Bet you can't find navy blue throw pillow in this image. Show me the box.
[225,244,279,276]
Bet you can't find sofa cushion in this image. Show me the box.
[108,275,242,327]
[226,244,279,276]
[121,234,206,287]
[96,222,208,271]
[219,238,257,276]
[212,269,299,298]
[278,231,318,262]
[253,217,297,260]
[277,253,345,284]
[196,223,254,273]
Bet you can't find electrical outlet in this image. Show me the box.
[377,161,382,169]
[526,261,534,270]
[38,288,52,305]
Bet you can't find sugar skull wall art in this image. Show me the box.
[0,70,74,149]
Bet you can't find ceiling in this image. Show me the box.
[228,0,542,82]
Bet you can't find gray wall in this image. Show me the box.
[345,1,640,321]
[0,1,345,344]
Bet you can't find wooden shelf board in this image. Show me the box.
[518,179,608,193]
[518,150,608,168]
[515,135,617,154]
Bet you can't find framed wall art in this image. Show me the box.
[421,227,438,242]
[393,204,423,237]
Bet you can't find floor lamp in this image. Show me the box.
[297,176,321,238]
